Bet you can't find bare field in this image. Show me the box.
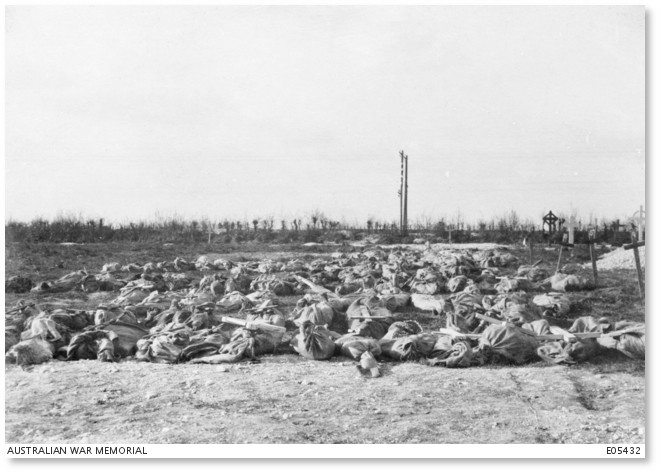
[4,241,646,444]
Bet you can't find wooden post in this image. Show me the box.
[399,151,404,234]
[528,232,534,265]
[588,229,598,288]
[399,150,409,236]
[623,234,645,299]
[403,153,408,236]
[556,244,563,274]
[556,234,574,274]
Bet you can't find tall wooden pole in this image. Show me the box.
[403,153,408,236]
[399,151,404,234]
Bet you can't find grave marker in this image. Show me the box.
[555,234,574,274]
[623,232,645,299]
[588,228,598,287]
[632,205,645,241]
[568,216,577,245]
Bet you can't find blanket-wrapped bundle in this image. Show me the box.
[335,334,383,377]
[21,317,69,348]
[377,292,410,312]
[225,272,252,294]
[335,334,382,359]
[47,309,92,331]
[6,329,20,353]
[547,273,590,292]
[249,275,294,296]
[427,335,473,368]
[133,291,181,314]
[189,326,278,364]
[569,316,613,334]
[516,265,550,282]
[5,301,39,334]
[295,299,349,334]
[446,308,481,334]
[136,329,192,363]
[532,293,571,317]
[293,300,335,326]
[147,304,188,333]
[6,338,54,366]
[597,321,645,360]
[162,272,192,291]
[495,277,534,294]
[100,322,149,356]
[95,307,138,326]
[537,338,601,365]
[111,286,154,306]
[81,273,126,293]
[31,270,88,293]
[501,302,542,326]
[522,319,553,336]
[172,309,213,331]
[292,322,336,360]
[446,275,469,293]
[349,316,393,339]
[474,324,539,365]
[346,298,395,339]
[482,293,529,313]
[66,330,120,361]
[410,269,445,295]
[102,262,122,273]
[173,257,196,272]
[381,320,423,339]
[334,281,363,295]
[379,333,437,361]
[410,293,449,314]
[121,263,143,273]
[178,330,230,362]
[5,276,34,293]
[216,291,252,312]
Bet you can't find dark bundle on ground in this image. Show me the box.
[598,321,645,360]
[537,339,601,365]
[99,322,149,357]
[136,329,192,363]
[380,333,437,361]
[178,331,230,362]
[66,330,118,361]
[6,339,54,366]
[474,324,539,365]
[47,310,92,332]
[381,320,423,339]
[5,276,34,293]
[427,336,473,368]
[292,321,335,360]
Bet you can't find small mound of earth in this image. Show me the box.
[591,246,645,271]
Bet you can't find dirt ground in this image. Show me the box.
[4,240,646,444]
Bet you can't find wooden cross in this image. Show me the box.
[632,205,645,240]
[623,233,645,299]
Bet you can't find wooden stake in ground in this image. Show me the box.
[588,228,598,288]
[528,232,534,265]
[623,234,645,299]
[556,234,574,274]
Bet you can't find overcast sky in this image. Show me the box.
[5,5,645,226]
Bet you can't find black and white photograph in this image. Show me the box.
[3,2,648,459]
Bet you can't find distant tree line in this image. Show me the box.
[4,210,641,246]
